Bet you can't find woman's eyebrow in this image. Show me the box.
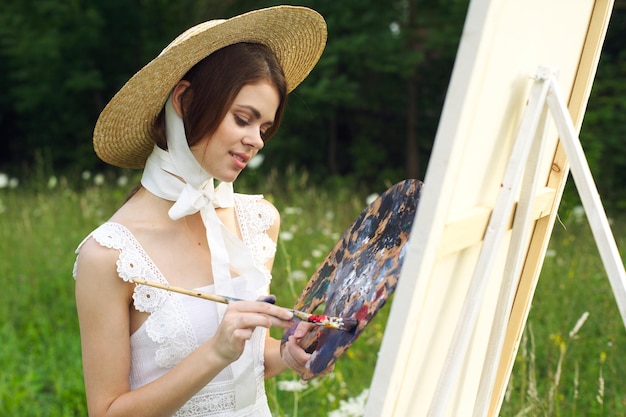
[236,104,274,125]
[236,104,261,119]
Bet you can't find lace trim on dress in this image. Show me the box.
[233,194,276,280]
[89,223,198,368]
[173,364,267,417]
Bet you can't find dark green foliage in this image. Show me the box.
[0,0,624,200]
[0,0,468,187]
[576,10,626,210]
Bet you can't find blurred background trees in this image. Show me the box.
[0,0,624,205]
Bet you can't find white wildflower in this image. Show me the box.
[329,389,370,417]
[366,193,379,205]
[280,231,294,241]
[389,22,401,37]
[47,176,58,189]
[247,153,265,169]
[545,249,556,258]
[8,177,18,189]
[117,175,128,187]
[81,170,91,180]
[311,249,323,258]
[94,173,105,186]
[290,270,308,282]
[0,173,8,188]
[571,205,585,221]
[284,206,302,215]
[302,259,312,268]
[277,379,307,392]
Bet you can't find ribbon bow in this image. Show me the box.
[169,179,234,220]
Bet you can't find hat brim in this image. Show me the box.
[93,6,327,169]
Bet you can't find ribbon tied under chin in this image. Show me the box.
[168,180,234,220]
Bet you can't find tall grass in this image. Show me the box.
[500,205,626,417]
[1,168,625,416]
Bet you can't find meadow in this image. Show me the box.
[1,167,625,416]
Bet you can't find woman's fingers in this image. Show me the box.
[212,301,295,363]
[291,321,316,338]
[281,334,311,375]
[281,322,314,377]
[230,300,294,327]
[281,321,335,380]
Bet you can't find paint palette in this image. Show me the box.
[281,179,422,380]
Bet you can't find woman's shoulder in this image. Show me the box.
[74,227,135,314]
[73,225,127,282]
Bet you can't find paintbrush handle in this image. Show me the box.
[131,277,355,331]
[131,277,239,304]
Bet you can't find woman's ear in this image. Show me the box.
[171,80,191,117]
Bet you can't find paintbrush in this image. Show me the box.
[131,277,358,331]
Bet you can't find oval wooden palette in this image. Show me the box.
[282,179,423,379]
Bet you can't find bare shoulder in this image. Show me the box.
[75,235,133,301]
[76,236,119,275]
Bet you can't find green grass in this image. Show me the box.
[500,208,626,417]
[1,168,625,416]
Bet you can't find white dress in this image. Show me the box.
[74,194,277,417]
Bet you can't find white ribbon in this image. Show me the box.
[169,179,234,220]
[140,95,260,411]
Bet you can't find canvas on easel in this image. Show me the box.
[365,0,616,416]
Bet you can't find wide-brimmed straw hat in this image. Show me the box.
[93,5,327,169]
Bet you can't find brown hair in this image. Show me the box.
[152,42,288,149]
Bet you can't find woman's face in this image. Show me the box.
[191,81,280,183]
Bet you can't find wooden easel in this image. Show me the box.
[364,2,615,415]
[428,65,626,417]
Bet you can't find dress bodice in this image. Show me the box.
[74,194,277,417]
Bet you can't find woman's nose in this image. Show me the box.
[244,129,265,149]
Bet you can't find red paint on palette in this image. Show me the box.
[355,305,369,322]
[307,314,328,324]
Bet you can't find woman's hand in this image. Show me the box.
[281,322,334,380]
[212,301,295,364]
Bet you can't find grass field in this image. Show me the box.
[1,168,625,416]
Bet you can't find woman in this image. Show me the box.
[74,6,328,417]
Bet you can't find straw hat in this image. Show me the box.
[93,6,327,169]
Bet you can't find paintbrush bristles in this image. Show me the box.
[292,311,358,331]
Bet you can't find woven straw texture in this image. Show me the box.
[93,6,327,169]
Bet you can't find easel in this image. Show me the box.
[427,66,626,417]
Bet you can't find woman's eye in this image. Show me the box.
[234,114,248,127]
